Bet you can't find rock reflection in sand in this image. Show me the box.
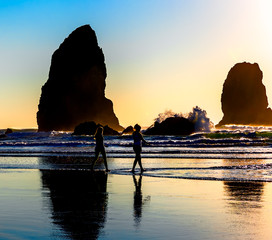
[41,170,108,239]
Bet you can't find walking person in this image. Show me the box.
[91,126,109,172]
[132,124,148,173]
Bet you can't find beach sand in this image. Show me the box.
[1,158,272,239]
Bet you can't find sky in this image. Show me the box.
[0,0,272,129]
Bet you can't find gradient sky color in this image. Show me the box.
[1,0,272,129]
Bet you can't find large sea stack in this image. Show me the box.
[37,25,123,131]
[218,62,272,126]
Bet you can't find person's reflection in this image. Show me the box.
[41,170,108,239]
[133,175,150,228]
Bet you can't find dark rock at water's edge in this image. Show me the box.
[72,121,120,136]
[37,25,123,132]
[5,128,13,134]
[122,126,134,135]
[103,125,120,135]
[217,62,272,126]
[0,128,13,138]
[72,121,97,135]
[145,117,195,135]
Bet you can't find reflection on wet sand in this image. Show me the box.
[133,175,143,227]
[41,170,108,239]
[224,181,264,211]
[132,175,151,228]
[39,156,93,169]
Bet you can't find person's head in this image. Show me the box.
[95,126,104,136]
[134,124,141,132]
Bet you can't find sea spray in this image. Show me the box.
[154,109,183,123]
[154,106,214,132]
[187,106,214,132]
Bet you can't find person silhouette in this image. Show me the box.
[91,126,109,172]
[132,124,147,173]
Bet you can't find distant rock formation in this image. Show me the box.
[0,128,13,138]
[72,121,97,135]
[145,117,195,135]
[72,121,120,136]
[5,128,13,134]
[37,25,123,132]
[103,125,120,135]
[218,62,272,126]
[122,126,134,135]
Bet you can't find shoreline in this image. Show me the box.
[1,156,272,182]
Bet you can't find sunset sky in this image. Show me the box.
[1,0,272,129]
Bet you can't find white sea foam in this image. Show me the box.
[1,127,272,181]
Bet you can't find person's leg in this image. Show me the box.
[134,146,145,172]
[138,153,145,172]
[132,158,137,172]
[132,146,138,172]
[132,146,143,172]
[101,147,109,171]
[91,148,100,170]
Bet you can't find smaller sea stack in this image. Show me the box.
[218,62,272,126]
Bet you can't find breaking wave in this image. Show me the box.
[153,106,214,132]
[1,126,272,158]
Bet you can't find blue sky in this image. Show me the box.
[0,0,272,128]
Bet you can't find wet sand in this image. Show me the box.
[1,166,272,239]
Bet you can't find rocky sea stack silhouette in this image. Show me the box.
[218,62,272,126]
[37,25,122,131]
[145,117,195,135]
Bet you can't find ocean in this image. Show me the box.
[1,125,272,182]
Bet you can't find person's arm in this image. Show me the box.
[141,133,148,145]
